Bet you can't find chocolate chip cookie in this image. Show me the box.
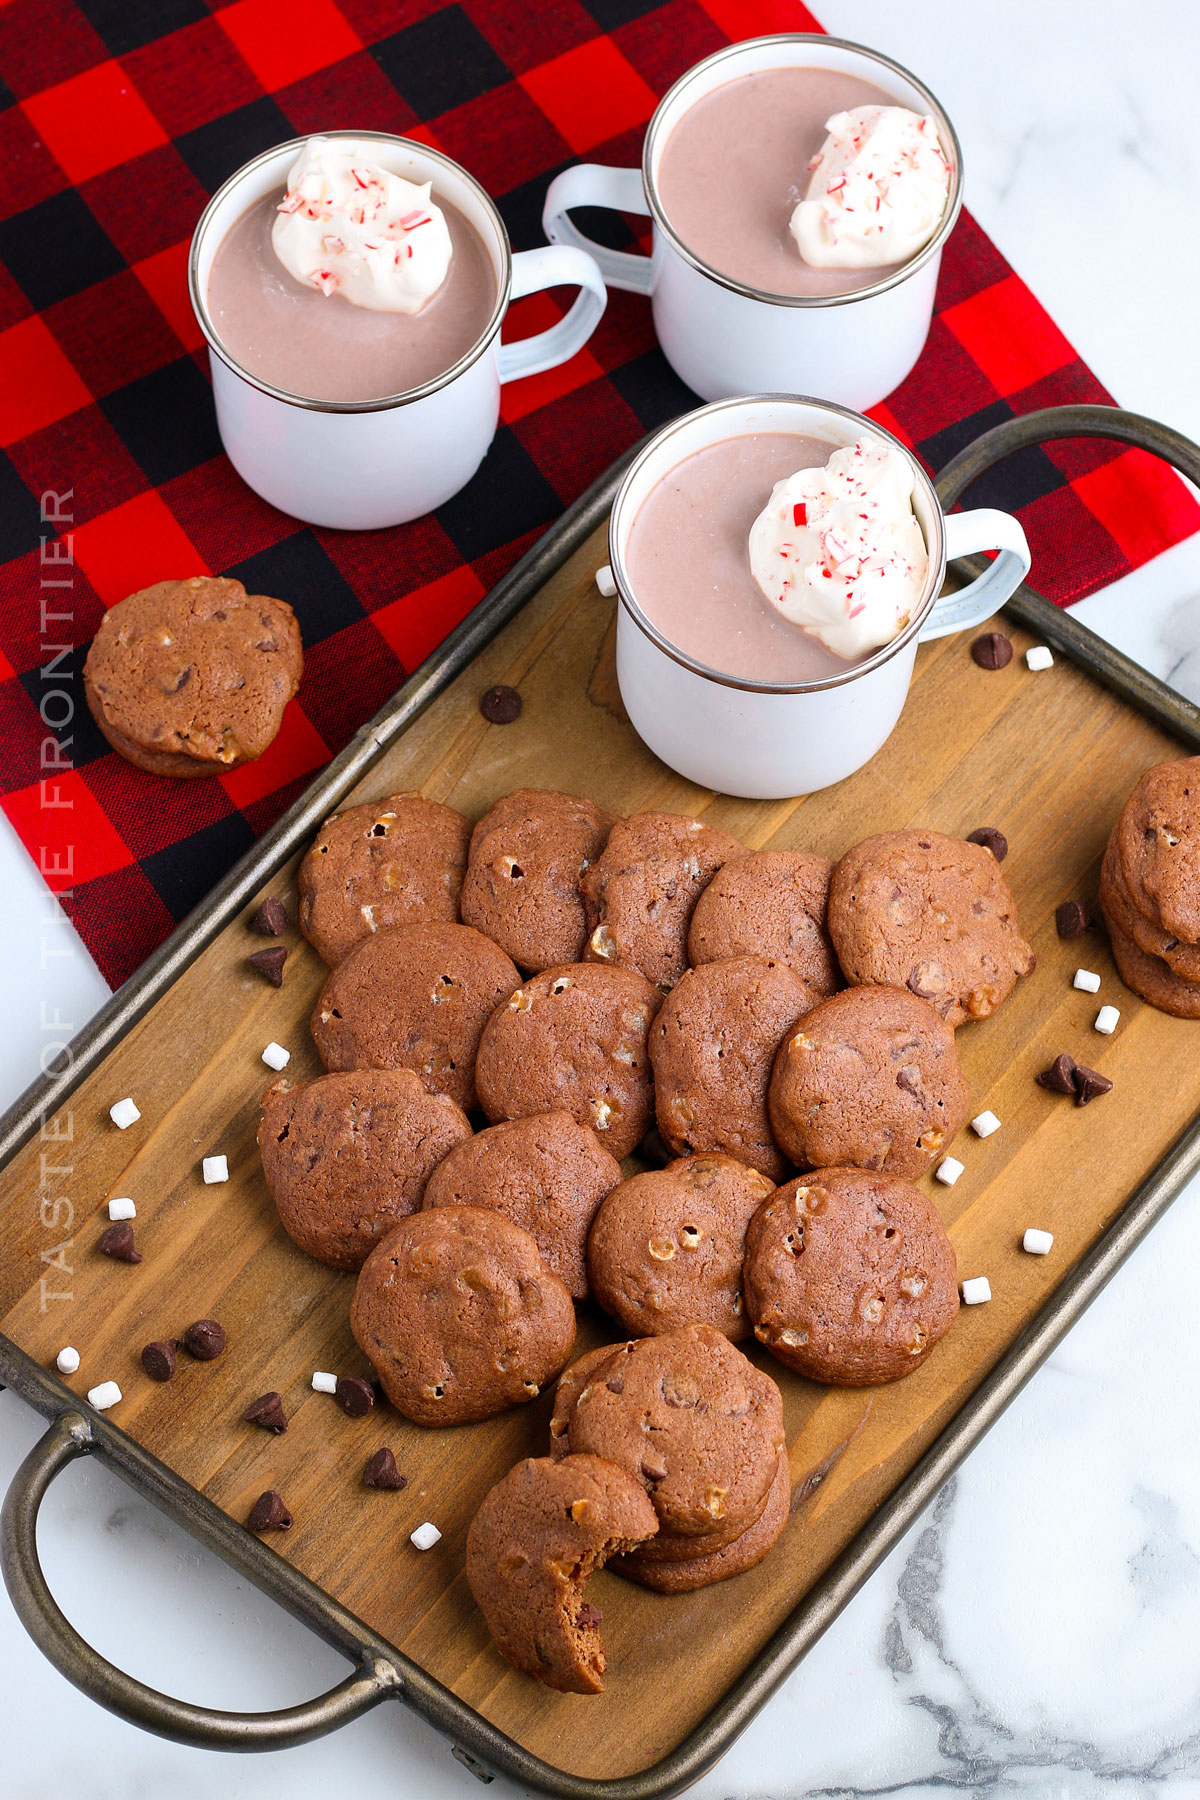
[1098,831,1200,982]
[350,1206,575,1426]
[612,1444,790,1593]
[1113,756,1200,947]
[687,850,840,996]
[743,1166,959,1384]
[474,963,661,1159]
[1106,908,1200,1019]
[466,1453,658,1693]
[549,1343,630,1460]
[83,576,302,776]
[565,1324,785,1548]
[310,922,519,1112]
[297,793,470,966]
[768,985,969,1179]
[650,954,816,1179]
[459,789,616,972]
[828,829,1035,1026]
[258,1068,471,1270]
[422,1111,622,1299]
[581,811,746,991]
[586,1155,774,1341]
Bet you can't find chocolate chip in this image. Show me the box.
[906,962,947,999]
[98,1221,142,1263]
[971,632,1014,670]
[141,1340,177,1381]
[248,946,287,986]
[1072,1063,1113,1106]
[896,1065,923,1096]
[638,1127,672,1167]
[480,684,522,724]
[248,1489,292,1532]
[244,1391,288,1434]
[1036,1053,1078,1095]
[967,826,1008,861]
[335,1376,375,1418]
[181,1318,226,1361]
[1055,900,1092,939]
[577,1603,603,1629]
[250,896,289,936]
[363,1447,407,1490]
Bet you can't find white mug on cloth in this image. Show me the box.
[608,395,1031,800]
[190,132,607,530]
[543,35,963,411]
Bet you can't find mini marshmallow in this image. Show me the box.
[1073,968,1101,993]
[261,1041,291,1071]
[935,1156,965,1187]
[202,1154,229,1185]
[1025,645,1054,671]
[107,1197,136,1221]
[961,1276,992,1305]
[1094,1005,1120,1035]
[55,1346,80,1375]
[87,1380,122,1410]
[1023,1228,1054,1255]
[311,1370,338,1394]
[410,1521,442,1551]
[109,1097,140,1130]
[595,564,617,598]
[970,1111,1001,1138]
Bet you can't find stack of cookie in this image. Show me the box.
[1099,756,1200,1018]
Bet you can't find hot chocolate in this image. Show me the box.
[207,184,497,404]
[655,65,940,297]
[623,431,929,684]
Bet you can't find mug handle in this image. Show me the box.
[541,165,655,295]
[918,509,1032,641]
[498,244,608,384]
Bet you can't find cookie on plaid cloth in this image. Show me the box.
[83,577,302,777]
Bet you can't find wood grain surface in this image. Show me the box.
[3,526,1197,1783]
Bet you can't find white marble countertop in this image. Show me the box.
[4,3,1200,1796]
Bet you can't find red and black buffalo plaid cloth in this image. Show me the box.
[1,0,1197,991]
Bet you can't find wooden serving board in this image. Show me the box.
[3,525,1198,1786]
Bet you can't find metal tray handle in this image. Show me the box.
[935,404,1200,753]
[1,1412,402,1751]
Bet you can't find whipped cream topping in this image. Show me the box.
[748,436,929,661]
[789,105,950,271]
[271,137,453,313]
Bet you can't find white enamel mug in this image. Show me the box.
[543,35,963,410]
[189,132,607,530]
[609,396,1031,800]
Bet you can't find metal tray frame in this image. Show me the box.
[3,403,1200,1796]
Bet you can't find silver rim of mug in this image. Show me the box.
[187,130,514,413]
[640,34,965,309]
[607,393,950,697]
